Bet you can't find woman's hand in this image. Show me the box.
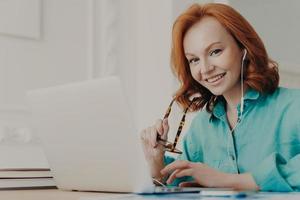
[140,118,169,178]
[161,160,259,190]
[161,160,229,188]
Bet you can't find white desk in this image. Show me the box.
[0,189,123,200]
[1,189,300,200]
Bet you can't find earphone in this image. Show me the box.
[225,48,248,172]
[240,49,247,119]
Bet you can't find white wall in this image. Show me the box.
[135,0,173,130]
[1,0,299,149]
[230,0,300,88]
[0,0,200,143]
[0,0,94,137]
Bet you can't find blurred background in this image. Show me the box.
[0,0,299,146]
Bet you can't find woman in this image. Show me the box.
[140,3,300,192]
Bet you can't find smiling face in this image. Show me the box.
[183,16,244,96]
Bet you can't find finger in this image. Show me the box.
[179,181,201,187]
[144,127,152,145]
[166,168,193,184]
[155,119,164,136]
[162,118,169,139]
[161,160,191,175]
[173,168,193,179]
[166,169,181,184]
[150,126,158,147]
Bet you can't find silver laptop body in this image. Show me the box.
[27,76,201,194]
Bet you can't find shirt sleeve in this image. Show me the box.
[250,152,300,192]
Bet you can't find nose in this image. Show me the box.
[198,59,215,74]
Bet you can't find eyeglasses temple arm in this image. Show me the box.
[171,112,186,150]
[171,98,196,150]
[163,99,175,119]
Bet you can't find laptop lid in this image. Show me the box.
[27,76,154,193]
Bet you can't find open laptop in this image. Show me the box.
[26,76,201,194]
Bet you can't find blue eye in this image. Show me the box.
[188,58,200,65]
[210,49,222,56]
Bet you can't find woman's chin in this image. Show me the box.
[208,87,225,96]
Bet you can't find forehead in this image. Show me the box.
[183,16,235,54]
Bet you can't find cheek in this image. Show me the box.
[225,52,242,71]
[216,50,239,70]
[230,61,242,75]
[190,67,200,81]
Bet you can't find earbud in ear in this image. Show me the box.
[242,49,247,61]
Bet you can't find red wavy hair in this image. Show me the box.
[171,3,279,112]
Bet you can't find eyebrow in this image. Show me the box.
[185,41,222,57]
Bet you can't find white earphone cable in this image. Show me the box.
[226,49,247,171]
[240,49,247,119]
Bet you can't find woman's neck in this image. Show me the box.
[223,83,248,113]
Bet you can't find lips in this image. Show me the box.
[205,72,226,83]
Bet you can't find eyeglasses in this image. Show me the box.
[156,98,195,154]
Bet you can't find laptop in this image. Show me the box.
[26,76,201,194]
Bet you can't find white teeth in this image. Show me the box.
[206,73,225,83]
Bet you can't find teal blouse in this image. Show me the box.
[165,87,300,192]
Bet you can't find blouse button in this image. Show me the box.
[230,155,235,161]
